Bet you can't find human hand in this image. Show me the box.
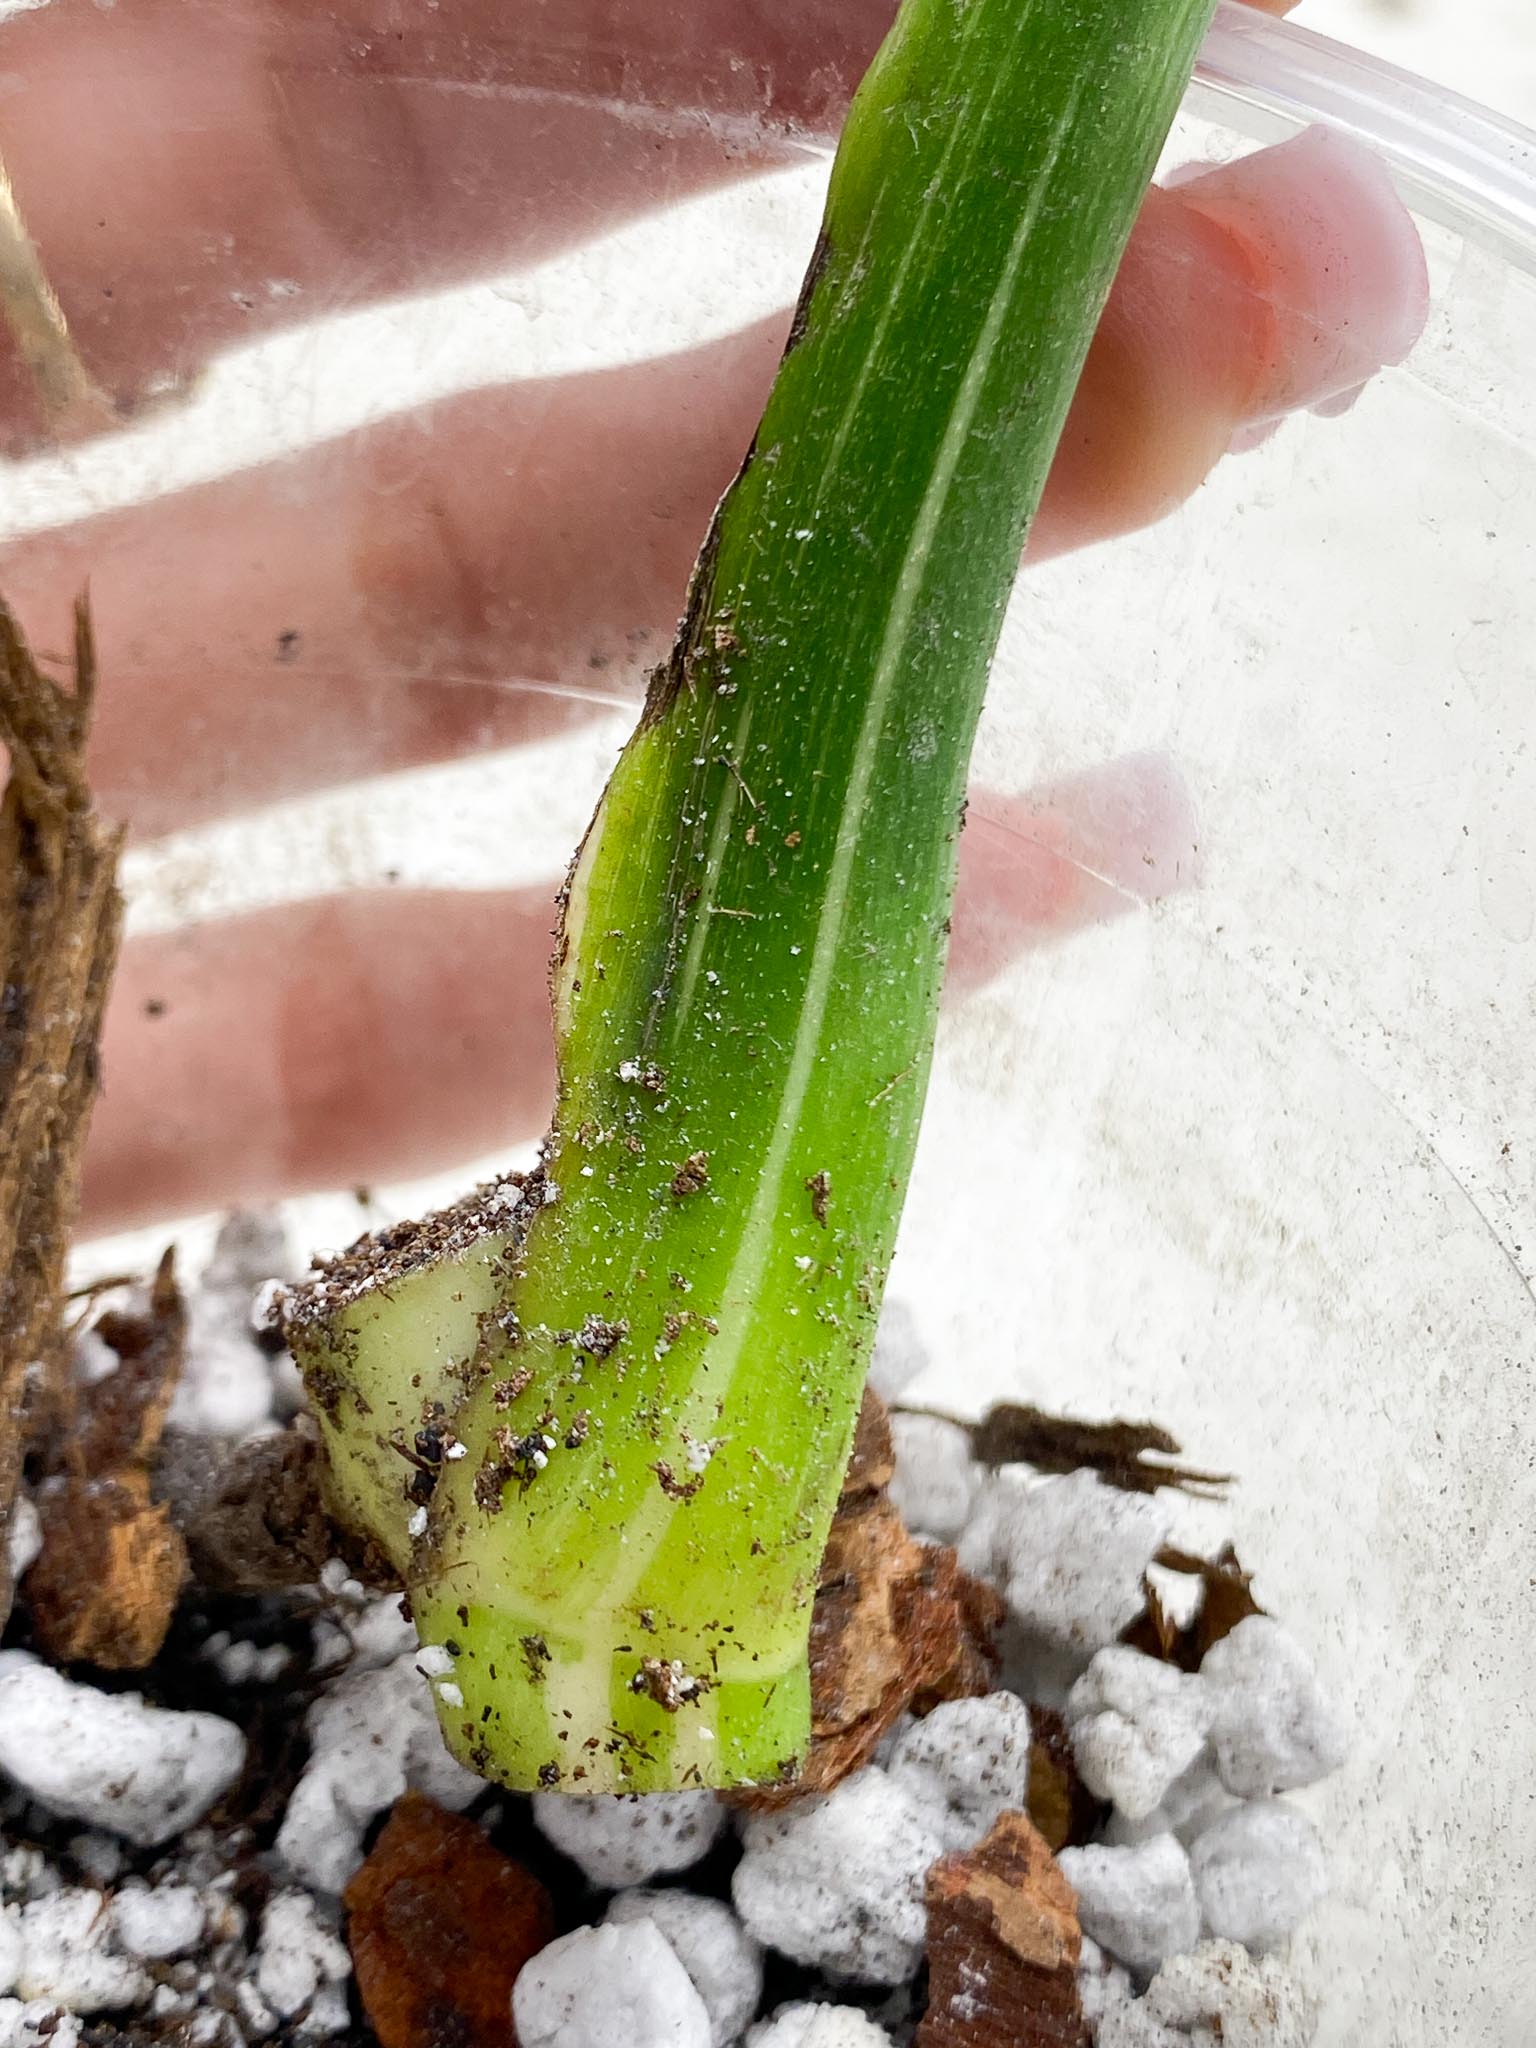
[0,0,1426,1232]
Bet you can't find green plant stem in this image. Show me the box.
[393,0,1219,1794]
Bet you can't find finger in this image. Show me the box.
[0,0,894,445]
[82,759,1195,1232]
[1032,126,1427,555]
[82,885,561,1234]
[0,323,777,835]
[0,0,1311,448]
[947,756,1200,992]
[6,126,1425,839]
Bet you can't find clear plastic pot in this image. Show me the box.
[4,4,1532,2039]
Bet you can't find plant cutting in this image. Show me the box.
[286,0,1220,1794]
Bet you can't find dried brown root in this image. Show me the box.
[0,596,123,1628]
[918,1811,1089,2048]
[915,1399,1230,1498]
[25,1250,189,1668]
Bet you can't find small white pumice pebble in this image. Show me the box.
[887,1413,978,1542]
[1143,1939,1317,2047]
[1093,1997,1185,2048]
[746,2003,894,2047]
[0,1655,245,1848]
[233,1976,278,2040]
[0,2000,84,2048]
[0,1848,54,1903]
[255,1892,351,2021]
[1186,1800,1329,1950]
[732,1768,946,1984]
[14,1889,150,2012]
[866,1298,927,1401]
[886,1693,1032,1851]
[1200,1618,1350,1797]
[605,1889,762,2048]
[533,1790,725,1891]
[1105,1754,1236,1850]
[110,1883,205,1960]
[0,1912,19,1999]
[275,1648,480,1894]
[513,1919,711,2048]
[1078,1936,1134,2023]
[171,1282,276,1439]
[1066,1647,1215,1821]
[5,1500,40,1587]
[957,1470,1169,1658]
[323,1590,418,1674]
[1056,1835,1201,1975]
[295,1979,353,2039]
[71,1326,121,1387]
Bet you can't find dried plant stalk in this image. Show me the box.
[0,596,123,1624]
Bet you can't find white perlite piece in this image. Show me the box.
[1078,1936,1134,2023]
[747,2004,894,2047]
[0,1913,18,1999]
[311,1587,417,1676]
[165,1211,298,1440]
[887,1414,978,1542]
[1186,1801,1329,1950]
[957,1470,1169,1657]
[733,1768,946,1984]
[1105,1755,1235,1850]
[1066,1647,1215,1821]
[0,2002,82,2048]
[255,1893,351,2023]
[12,1890,150,2013]
[532,1790,725,1891]
[0,1848,55,1904]
[1093,1999,1184,2048]
[0,1655,245,1847]
[276,1649,480,1894]
[1200,1618,1350,1797]
[886,1693,1032,1851]
[5,1500,40,1588]
[1056,1835,1201,1975]
[866,1299,927,1402]
[110,1884,205,1960]
[1143,1940,1317,2045]
[513,1920,711,2048]
[606,1889,762,2048]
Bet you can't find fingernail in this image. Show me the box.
[1173,125,1430,422]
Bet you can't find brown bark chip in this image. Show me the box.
[345,1792,556,2048]
[743,1392,1003,1807]
[1122,1543,1264,1673]
[0,598,123,1627]
[917,1812,1089,2048]
[1025,1706,1106,1856]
